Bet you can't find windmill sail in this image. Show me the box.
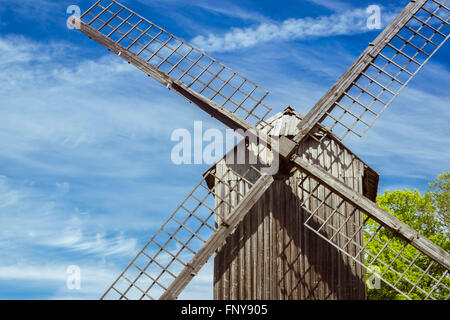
[299,169,450,300]
[288,140,450,299]
[74,0,272,130]
[102,162,273,300]
[295,0,450,142]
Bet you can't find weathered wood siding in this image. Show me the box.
[213,134,367,300]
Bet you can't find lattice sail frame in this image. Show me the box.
[299,169,449,300]
[80,0,272,127]
[102,162,267,300]
[319,0,449,140]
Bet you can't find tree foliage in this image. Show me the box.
[430,172,450,235]
[366,172,449,300]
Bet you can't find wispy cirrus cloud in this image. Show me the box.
[0,32,210,298]
[137,0,270,23]
[0,176,138,257]
[191,7,398,52]
[0,0,61,25]
[0,263,119,299]
[0,34,188,178]
[306,0,353,12]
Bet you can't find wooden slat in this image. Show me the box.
[257,190,264,300]
[271,185,278,299]
[244,182,252,300]
[263,189,271,299]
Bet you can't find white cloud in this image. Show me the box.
[348,85,450,171]
[191,7,398,52]
[137,0,270,23]
[306,0,352,12]
[189,2,269,23]
[0,172,149,298]
[0,177,139,257]
[0,34,201,179]
[55,182,70,196]
[44,228,138,257]
[0,0,59,23]
[0,35,45,65]
[0,176,21,208]
[0,263,119,299]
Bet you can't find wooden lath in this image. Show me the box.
[75,0,273,128]
[294,0,450,142]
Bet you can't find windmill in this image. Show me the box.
[69,0,450,300]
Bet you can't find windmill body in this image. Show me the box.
[209,107,378,299]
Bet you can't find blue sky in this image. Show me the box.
[0,0,448,300]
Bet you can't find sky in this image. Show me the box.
[0,0,448,300]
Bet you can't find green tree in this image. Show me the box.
[429,172,450,235]
[365,172,449,300]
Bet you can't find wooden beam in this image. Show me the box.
[159,174,274,300]
[291,155,450,270]
[293,0,428,146]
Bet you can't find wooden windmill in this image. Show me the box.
[70,0,450,300]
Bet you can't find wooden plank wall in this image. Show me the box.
[213,134,366,300]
